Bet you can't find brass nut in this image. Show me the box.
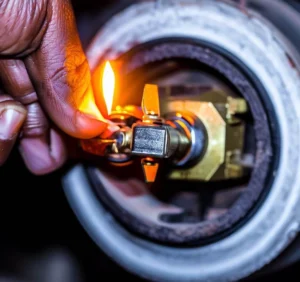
[161,90,247,182]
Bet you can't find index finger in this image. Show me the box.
[24,0,109,139]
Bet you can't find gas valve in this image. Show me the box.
[131,84,192,182]
[81,63,248,183]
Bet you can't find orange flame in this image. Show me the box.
[102,61,115,115]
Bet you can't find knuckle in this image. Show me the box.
[0,60,38,103]
[17,91,38,105]
[49,51,91,108]
[0,0,48,56]
[22,103,49,137]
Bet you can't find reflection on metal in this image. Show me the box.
[142,84,161,117]
[80,105,142,163]
[165,100,225,181]
[141,158,159,183]
[161,89,247,181]
[109,105,143,126]
[131,84,192,182]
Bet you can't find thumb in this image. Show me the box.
[24,0,108,139]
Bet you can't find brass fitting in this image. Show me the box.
[160,88,248,181]
[80,84,248,184]
[131,84,192,182]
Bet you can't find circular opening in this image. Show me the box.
[87,39,279,246]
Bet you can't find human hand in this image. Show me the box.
[0,0,111,174]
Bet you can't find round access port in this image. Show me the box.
[87,39,277,246]
[63,1,300,281]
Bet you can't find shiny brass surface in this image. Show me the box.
[165,100,226,181]
[131,84,192,182]
[80,105,141,157]
[226,96,248,124]
[161,90,247,181]
[111,105,144,121]
[141,84,161,117]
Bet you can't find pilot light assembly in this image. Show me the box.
[81,62,249,183]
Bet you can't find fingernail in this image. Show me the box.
[0,108,26,139]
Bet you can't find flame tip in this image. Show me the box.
[102,60,115,115]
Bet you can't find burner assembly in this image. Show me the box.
[63,1,300,281]
[81,79,248,183]
[77,41,269,246]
